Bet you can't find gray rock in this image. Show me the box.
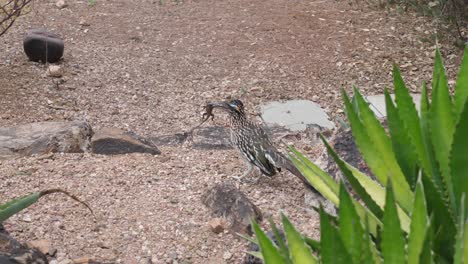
[23,29,64,63]
[260,100,335,132]
[91,127,160,155]
[0,121,92,158]
[202,183,262,235]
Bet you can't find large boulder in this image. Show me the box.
[91,127,160,155]
[0,121,92,158]
[202,183,262,235]
[23,29,64,63]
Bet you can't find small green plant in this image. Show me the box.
[250,46,468,263]
[1,189,92,223]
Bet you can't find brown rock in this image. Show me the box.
[91,127,160,155]
[207,218,229,234]
[72,257,92,264]
[202,183,262,235]
[0,121,93,158]
[25,239,53,256]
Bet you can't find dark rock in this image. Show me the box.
[325,128,372,182]
[244,230,286,264]
[91,127,160,155]
[191,126,231,150]
[207,217,229,234]
[202,183,262,235]
[23,29,64,63]
[0,121,93,158]
[0,230,48,264]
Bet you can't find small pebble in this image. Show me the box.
[56,0,68,9]
[223,251,232,260]
[47,65,63,77]
[79,19,90,26]
[22,214,32,222]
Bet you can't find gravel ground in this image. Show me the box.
[0,0,466,263]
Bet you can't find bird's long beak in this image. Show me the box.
[206,101,231,110]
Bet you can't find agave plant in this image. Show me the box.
[251,46,468,263]
[1,189,92,223]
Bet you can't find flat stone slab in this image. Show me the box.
[150,126,232,150]
[365,93,421,118]
[260,100,335,132]
[91,127,160,155]
[0,121,92,158]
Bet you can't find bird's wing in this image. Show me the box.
[242,140,277,176]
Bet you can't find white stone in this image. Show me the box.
[260,100,335,131]
[365,93,421,118]
[47,65,63,78]
[56,0,68,9]
[222,251,232,260]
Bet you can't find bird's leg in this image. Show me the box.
[231,161,257,183]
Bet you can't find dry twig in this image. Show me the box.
[0,0,33,37]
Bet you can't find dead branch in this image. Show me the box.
[0,0,33,37]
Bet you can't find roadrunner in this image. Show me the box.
[206,99,314,190]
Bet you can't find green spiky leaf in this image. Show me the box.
[381,181,405,264]
[0,189,92,223]
[385,89,418,189]
[453,195,466,264]
[342,90,389,185]
[0,192,40,222]
[251,220,285,264]
[269,218,292,264]
[430,49,456,214]
[453,46,468,121]
[289,147,339,205]
[393,65,431,176]
[353,88,413,213]
[338,181,364,264]
[319,206,353,264]
[407,181,429,264]
[282,214,317,263]
[304,237,320,253]
[450,96,468,219]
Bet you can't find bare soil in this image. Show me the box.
[0,0,466,263]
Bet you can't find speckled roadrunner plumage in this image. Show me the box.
[207,99,314,189]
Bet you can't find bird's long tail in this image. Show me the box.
[268,150,319,193]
